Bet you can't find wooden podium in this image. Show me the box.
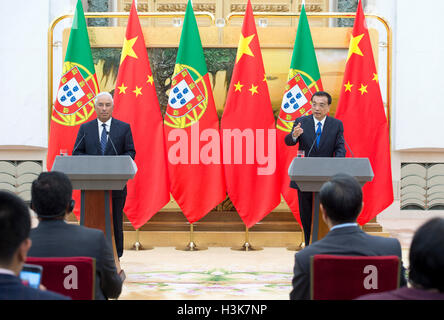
[288,157,373,243]
[52,155,137,267]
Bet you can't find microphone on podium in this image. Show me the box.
[343,136,355,157]
[307,131,321,157]
[72,133,85,154]
[106,131,118,155]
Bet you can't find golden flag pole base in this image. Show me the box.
[176,223,208,251]
[287,230,305,251]
[131,229,153,251]
[286,242,305,251]
[231,226,263,251]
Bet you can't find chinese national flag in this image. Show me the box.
[164,0,226,223]
[221,0,280,228]
[335,0,393,225]
[113,0,170,229]
[276,4,323,227]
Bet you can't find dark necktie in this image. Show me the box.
[100,123,107,155]
[316,122,322,148]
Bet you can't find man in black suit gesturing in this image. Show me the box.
[285,91,346,246]
[72,92,136,258]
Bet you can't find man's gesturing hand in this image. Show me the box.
[292,122,304,139]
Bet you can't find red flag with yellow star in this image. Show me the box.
[335,0,393,225]
[221,0,280,228]
[112,0,170,229]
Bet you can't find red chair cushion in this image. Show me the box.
[311,254,400,300]
[26,256,95,300]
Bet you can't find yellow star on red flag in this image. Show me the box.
[346,33,364,62]
[248,84,258,95]
[133,86,142,97]
[236,33,255,63]
[234,81,243,92]
[118,83,127,94]
[120,36,138,64]
[358,83,368,95]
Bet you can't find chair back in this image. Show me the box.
[26,256,96,300]
[310,254,400,300]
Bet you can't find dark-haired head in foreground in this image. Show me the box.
[408,217,444,293]
[0,191,31,274]
[319,173,363,227]
[31,171,73,220]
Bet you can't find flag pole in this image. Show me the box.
[231,226,263,251]
[287,230,305,251]
[176,223,208,251]
[131,228,153,251]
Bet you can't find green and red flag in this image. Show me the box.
[47,0,99,218]
[113,0,170,229]
[47,0,98,168]
[164,0,226,223]
[335,0,393,225]
[221,0,280,228]
[276,4,323,227]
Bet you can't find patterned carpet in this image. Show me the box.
[119,247,295,300]
[117,217,428,300]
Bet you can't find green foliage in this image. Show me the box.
[92,47,237,117]
[337,0,358,27]
[87,0,109,26]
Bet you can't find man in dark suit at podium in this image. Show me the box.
[285,91,346,246]
[72,92,136,258]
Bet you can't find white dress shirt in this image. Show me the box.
[97,118,112,143]
[330,222,358,231]
[292,116,327,142]
[0,268,16,276]
[313,116,326,134]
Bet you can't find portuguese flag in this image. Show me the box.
[276,4,323,227]
[47,0,98,170]
[47,0,98,219]
[164,0,226,224]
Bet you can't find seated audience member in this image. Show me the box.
[357,217,444,300]
[289,173,407,300]
[28,171,123,300]
[0,191,68,300]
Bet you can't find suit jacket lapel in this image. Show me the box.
[307,115,316,147]
[105,118,115,155]
[106,118,120,155]
[318,116,330,150]
[89,120,102,155]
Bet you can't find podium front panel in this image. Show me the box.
[51,155,137,190]
[288,157,374,192]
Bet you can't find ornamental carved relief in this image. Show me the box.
[157,3,216,14]
[230,3,290,12]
